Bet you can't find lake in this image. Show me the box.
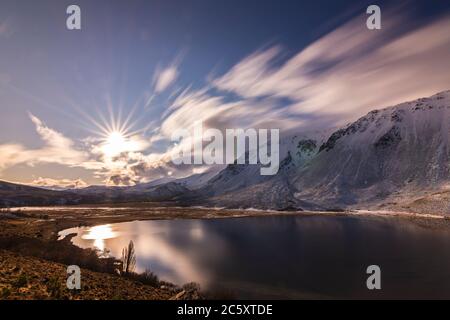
[58,214,450,299]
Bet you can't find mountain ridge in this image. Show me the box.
[2,90,450,213]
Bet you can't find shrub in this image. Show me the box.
[1,287,11,298]
[183,282,200,292]
[46,277,63,299]
[121,240,136,275]
[13,274,28,288]
[125,269,159,287]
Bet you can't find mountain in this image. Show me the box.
[128,165,224,192]
[180,90,450,211]
[176,165,225,190]
[293,90,450,209]
[127,177,176,191]
[183,130,333,210]
[0,181,83,207]
[2,91,449,213]
[68,182,191,203]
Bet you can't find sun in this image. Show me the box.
[100,130,147,158]
[107,131,126,149]
[102,131,128,157]
[79,105,150,159]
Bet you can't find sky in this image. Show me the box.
[0,0,450,187]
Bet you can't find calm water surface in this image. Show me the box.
[58,215,450,299]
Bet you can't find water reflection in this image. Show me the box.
[59,215,450,299]
[81,224,117,251]
[59,220,218,286]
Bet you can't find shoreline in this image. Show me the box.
[1,203,450,300]
[3,204,449,235]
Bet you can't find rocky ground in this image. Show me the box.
[0,249,177,300]
[370,189,450,216]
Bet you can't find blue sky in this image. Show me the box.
[1,0,450,187]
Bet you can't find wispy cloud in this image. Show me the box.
[134,10,450,182]
[153,62,180,94]
[0,114,88,170]
[213,12,450,125]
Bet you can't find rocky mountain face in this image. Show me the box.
[293,90,450,209]
[184,130,333,210]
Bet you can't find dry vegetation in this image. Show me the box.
[0,249,175,300]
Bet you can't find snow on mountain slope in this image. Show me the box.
[293,90,450,207]
[187,129,333,209]
[176,165,225,190]
[180,90,450,211]
[130,177,176,191]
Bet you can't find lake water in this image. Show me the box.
[58,215,450,299]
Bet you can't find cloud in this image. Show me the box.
[29,177,88,190]
[3,9,450,186]
[132,10,450,182]
[153,64,179,93]
[29,113,79,152]
[0,114,178,186]
[0,114,88,170]
[0,113,169,186]
[213,12,450,125]
[106,174,135,186]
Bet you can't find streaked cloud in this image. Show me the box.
[153,63,179,94]
[213,12,450,125]
[126,10,450,184]
[115,11,450,184]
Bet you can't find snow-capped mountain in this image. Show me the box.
[180,129,334,210]
[2,91,450,213]
[183,90,450,211]
[293,90,450,208]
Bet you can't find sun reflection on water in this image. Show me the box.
[81,224,117,251]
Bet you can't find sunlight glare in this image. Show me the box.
[82,224,117,251]
[102,131,129,157]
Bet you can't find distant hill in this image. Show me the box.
[0,180,83,207]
